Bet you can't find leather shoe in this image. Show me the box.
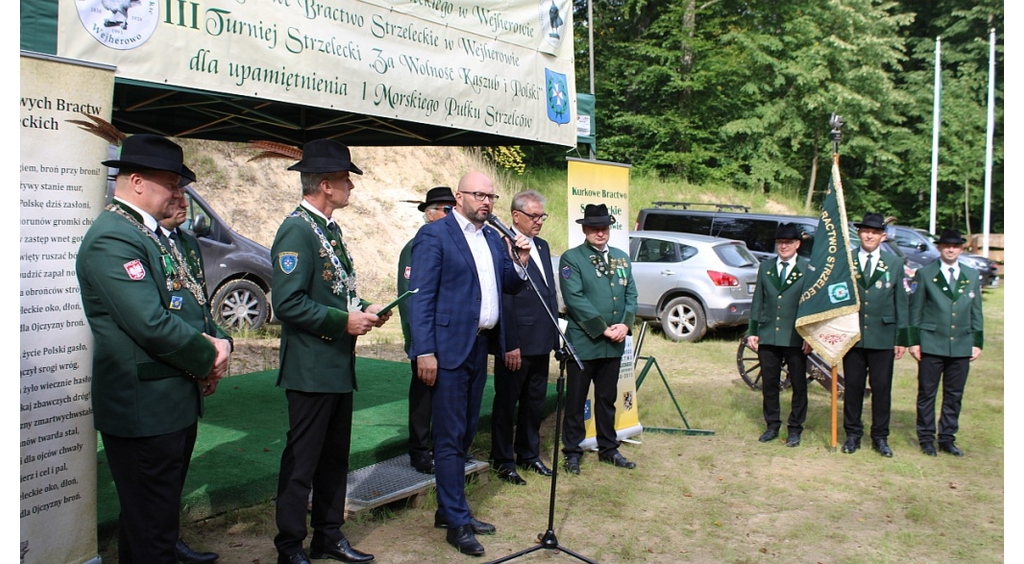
[598,452,636,469]
[939,442,964,457]
[841,437,860,454]
[446,524,485,556]
[309,537,374,563]
[785,433,801,447]
[410,456,434,475]
[563,456,580,475]
[495,466,527,485]
[872,439,893,458]
[920,443,937,457]
[521,460,553,477]
[176,539,218,564]
[277,551,312,564]
[758,428,779,443]
[433,511,496,535]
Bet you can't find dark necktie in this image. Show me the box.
[863,254,873,278]
[779,261,789,280]
[948,267,956,288]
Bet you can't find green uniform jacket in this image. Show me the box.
[908,260,984,357]
[748,256,809,348]
[397,237,414,355]
[271,208,369,393]
[76,204,220,437]
[558,243,637,361]
[850,251,909,349]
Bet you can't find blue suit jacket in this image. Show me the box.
[408,212,526,370]
[502,234,560,357]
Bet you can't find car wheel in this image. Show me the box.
[659,296,707,342]
[211,279,269,331]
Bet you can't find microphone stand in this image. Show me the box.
[485,224,596,564]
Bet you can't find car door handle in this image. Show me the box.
[660,270,675,276]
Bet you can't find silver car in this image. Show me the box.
[629,231,759,342]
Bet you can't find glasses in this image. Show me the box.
[429,205,453,214]
[459,191,500,202]
[515,210,548,222]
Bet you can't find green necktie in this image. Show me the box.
[863,254,873,278]
[778,261,789,281]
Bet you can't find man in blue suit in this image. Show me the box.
[408,171,530,557]
[490,190,560,486]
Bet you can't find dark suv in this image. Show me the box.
[634,203,818,261]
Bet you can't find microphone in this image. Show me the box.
[486,214,518,242]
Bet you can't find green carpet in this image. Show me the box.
[97,357,556,531]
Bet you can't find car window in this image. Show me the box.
[716,243,757,267]
[711,217,776,254]
[633,238,682,263]
[644,212,713,235]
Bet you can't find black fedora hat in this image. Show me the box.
[418,186,456,211]
[775,223,802,240]
[102,134,186,176]
[178,164,196,188]
[576,203,617,226]
[935,228,966,245]
[288,139,363,175]
[854,212,886,230]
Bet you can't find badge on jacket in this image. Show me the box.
[123,259,146,281]
[279,252,298,275]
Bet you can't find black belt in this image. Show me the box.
[477,327,496,338]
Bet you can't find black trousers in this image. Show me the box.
[842,347,895,440]
[102,422,197,564]
[408,359,433,463]
[274,390,353,555]
[491,353,550,469]
[759,344,808,435]
[563,357,620,458]
[916,353,971,445]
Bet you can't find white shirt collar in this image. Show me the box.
[453,208,483,234]
[113,197,159,233]
[300,199,333,226]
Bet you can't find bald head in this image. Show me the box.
[454,171,497,227]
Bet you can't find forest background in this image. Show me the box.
[515,0,1005,234]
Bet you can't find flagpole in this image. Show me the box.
[828,116,843,453]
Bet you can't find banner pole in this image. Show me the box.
[831,365,839,451]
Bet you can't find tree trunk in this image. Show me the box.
[805,135,819,210]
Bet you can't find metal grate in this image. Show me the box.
[346,455,490,511]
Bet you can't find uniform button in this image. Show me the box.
[952,312,957,317]
[613,297,618,301]
[951,325,956,329]
[950,337,955,341]
[613,310,618,315]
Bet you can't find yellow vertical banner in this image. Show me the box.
[564,159,641,447]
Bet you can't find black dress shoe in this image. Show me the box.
[939,442,964,457]
[309,537,374,563]
[920,443,937,457]
[598,452,637,469]
[785,433,801,447]
[495,466,527,485]
[410,456,435,475]
[758,428,779,443]
[278,551,312,564]
[433,511,496,535]
[841,437,860,454]
[446,524,485,556]
[176,539,219,564]
[521,460,553,477]
[872,439,893,458]
[563,456,580,475]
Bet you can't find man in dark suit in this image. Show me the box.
[909,228,984,457]
[157,169,224,564]
[408,171,530,557]
[490,190,560,486]
[747,223,810,447]
[77,134,232,564]
[841,213,909,458]
[271,140,390,564]
[397,186,456,475]
[558,204,638,474]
